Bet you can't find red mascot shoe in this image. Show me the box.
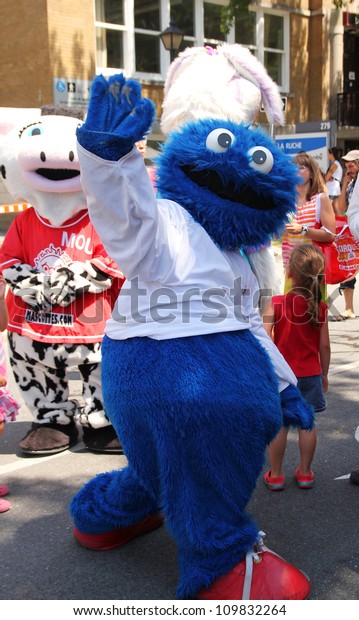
[197,533,310,600]
[73,513,164,550]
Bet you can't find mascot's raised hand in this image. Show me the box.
[77,74,156,161]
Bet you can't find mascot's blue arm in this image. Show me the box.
[77,74,156,161]
[280,384,314,430]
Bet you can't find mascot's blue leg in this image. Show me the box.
[70,465,159,534]
[71,331,283,599]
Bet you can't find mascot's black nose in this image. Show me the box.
[0,165,6,179]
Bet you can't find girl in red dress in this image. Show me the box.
[263,244,330,490]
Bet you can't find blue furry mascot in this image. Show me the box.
[70,45,313,600]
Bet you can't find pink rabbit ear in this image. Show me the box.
[219,44,284,125]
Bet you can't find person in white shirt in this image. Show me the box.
[347,174,359,486]
[337,150,359,319]
[325,147,343,211]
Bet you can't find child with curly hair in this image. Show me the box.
[262,244,330,490]
[0,275,19,512]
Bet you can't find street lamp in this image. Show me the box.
[160,21,184,63]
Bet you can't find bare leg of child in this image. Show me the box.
[297,427,317,475]
[343,288,355,318]
[268,427,289,477]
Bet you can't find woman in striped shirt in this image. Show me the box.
[281,152,336,293]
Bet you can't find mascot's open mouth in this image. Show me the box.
[35,168,80,181]
[181,165,276,211]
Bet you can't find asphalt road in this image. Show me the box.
[0,259,358,602]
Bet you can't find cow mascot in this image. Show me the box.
[0,107,124,456]
[70,46,313,599]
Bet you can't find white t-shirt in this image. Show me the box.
[78,144,296,390]
[348,176,359,240]
[326,159,343,197]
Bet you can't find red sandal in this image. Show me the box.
[295,468,314,489]
[264,470,285,491]
[0,484,9,497]
[0,498,11,513]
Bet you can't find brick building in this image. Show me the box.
[0,1,358,161]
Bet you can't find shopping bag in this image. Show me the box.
[314,209,359,284]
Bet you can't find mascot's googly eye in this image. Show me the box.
[206,129,235,153]
[27,125,43,137]
[248,147,274,174]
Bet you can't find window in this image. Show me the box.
[94,1,289,91]
[98,28,124,69]
[234,9,289,92]
[134,0,161,73]
[95,0,125,71]
[170,0,194,38]
[263,13,284,86]
[135,33,160,73]
[100,0,124,24]
[170,0,195,53]
[204,2,226,45]
[234,10,256,48]
[135,0,160,29]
